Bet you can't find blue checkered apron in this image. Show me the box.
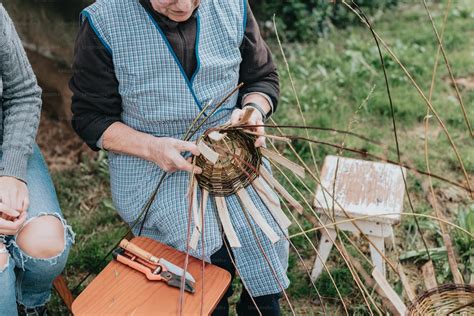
[82,0,289,296]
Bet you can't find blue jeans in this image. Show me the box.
[0,145,74,315]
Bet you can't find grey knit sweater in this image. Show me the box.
[0,5,41,183]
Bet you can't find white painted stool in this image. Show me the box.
[310,155,406,281]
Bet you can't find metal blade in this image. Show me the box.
[161,271,195,293]
[159,258,196,283]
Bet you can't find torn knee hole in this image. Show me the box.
[0,246,9,272]
[16,215,66,259]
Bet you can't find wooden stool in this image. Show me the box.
[53,275,74,311]
[310,156,405,281]
[72,237,231,315]
[51,231,136,312]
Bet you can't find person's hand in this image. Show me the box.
[0,177,29,215]
[147,137,202,174]
[0,204,27,235]
[230,107,265,147]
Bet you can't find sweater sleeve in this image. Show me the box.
[0,5,42,183]
[238,3,280,113]
[69,19,122,151]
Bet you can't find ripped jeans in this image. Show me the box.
[0,144,74,315]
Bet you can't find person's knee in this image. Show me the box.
[16,215,65,259]
[0,245,9,272]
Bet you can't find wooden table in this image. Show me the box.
[72,237,231,315]
[310,155,406,281]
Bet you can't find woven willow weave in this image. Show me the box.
[407,284,474,315]
[196,130,262,197]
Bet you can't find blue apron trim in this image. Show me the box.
[190,13,201,85]
[80,11,112,56]
[145,11,204,113]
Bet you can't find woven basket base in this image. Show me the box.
[407,284,474,315]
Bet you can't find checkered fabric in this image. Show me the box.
[82,0,289,297]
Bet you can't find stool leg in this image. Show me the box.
[369,235,386,277]
[53,275,74,311]
[311,229,337,281]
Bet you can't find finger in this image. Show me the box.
[1,213,15,221]
[21,194,29,213]
[0,202,19,218]
[163,159,177,173]
[255,120,265,147]
[247,116,258,129]
[255,136,266,148]
[0,218,15,235]
[2,194,12,211]
[230,109,243,125]
[175,157,202,174]
[185,157,202,174]
[0,212,26,235]
[166,167,177,173]
[14,190,23,212]
[178,141,201,156]
[192,166,202,174]
[15,211,27,224]
[11,212,27,234]
[179,162,203,174]
[256,121,265,136]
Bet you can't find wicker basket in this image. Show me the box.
[407,284,474,315]
[196,130,261,196]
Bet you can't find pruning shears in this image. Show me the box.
[113,239,195,293]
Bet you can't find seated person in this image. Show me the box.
[0,5,74,316]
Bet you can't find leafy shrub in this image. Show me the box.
[250,0,399,42]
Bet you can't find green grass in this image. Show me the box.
[48,154,128,315]
[47,1,473,314]
[271,1,473,313]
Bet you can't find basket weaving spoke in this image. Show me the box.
[236,188,280,244]
[252,177,292,229]
[215,196,241,248]
[190,188,209,250]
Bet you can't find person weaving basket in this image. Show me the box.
[70,0,288,314]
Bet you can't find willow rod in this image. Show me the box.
[229,127,470,193]
[289,212,474,240]
[273,14,321,178]
[422,0,473,137]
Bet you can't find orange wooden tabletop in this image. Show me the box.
[72,237,231,316]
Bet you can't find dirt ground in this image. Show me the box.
[36,111,93,172]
